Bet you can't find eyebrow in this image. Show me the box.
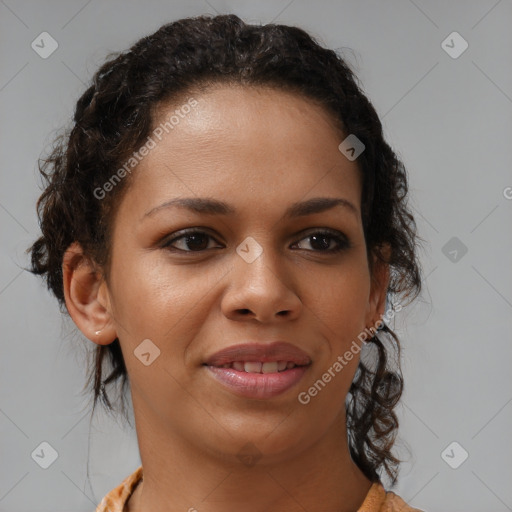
[142,196,359,221]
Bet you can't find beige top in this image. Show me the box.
[95,466,424,511]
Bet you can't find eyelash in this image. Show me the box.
[160,228,351,254]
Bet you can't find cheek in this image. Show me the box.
[312,263,370,331]
[108,254,214,360]
[304,262,370,406]
[109,236,370,366]
[300,270,369,400]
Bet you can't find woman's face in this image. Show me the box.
[101,84,387,462]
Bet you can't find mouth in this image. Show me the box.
[203,342,312,399]
[203,341,312,367]
[208,360,306,373]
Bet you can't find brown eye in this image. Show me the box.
[162,230,222,252]
[161,228,350,255]
[293,230,350,253]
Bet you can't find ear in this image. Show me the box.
[365,243,391,330]
[62,242,117,345]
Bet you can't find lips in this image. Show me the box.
[203,342,311,399]
[203,341,312,368]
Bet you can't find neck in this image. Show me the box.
[126,404,374,512]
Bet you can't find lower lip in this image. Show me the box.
[205,365,310,400]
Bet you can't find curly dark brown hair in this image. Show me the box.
[28,14,422,487]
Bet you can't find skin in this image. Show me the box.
[63,84,390,512]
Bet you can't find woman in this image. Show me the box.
[28,14,424,512]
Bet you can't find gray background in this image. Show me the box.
[1,1,511,511]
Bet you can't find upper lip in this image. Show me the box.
[204,342,312,367]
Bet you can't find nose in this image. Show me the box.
[221,245,302,324]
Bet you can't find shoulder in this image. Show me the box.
[358,482,425,512]
[95,466,143,512]
[381,489,425,511]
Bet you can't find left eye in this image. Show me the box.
[292,231,350,253]
[162,229,349,253]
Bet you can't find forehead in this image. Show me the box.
[119,84,362,221]
[151,83,345,154]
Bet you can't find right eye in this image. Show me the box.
[161,229,224,253]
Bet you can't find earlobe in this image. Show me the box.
[62,242,116,345]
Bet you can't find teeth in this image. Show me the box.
[219,360,298,373]
[261,361,278,373]
[244,361,262,373]
[232,361,245,371]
